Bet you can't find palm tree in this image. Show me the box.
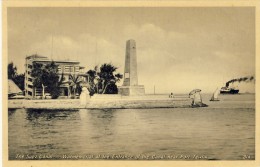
[69,74,82,98]
[86,68,99,95]
[86,63,123,95]
[99,63,123,94]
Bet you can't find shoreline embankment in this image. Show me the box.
[8,95,193,109]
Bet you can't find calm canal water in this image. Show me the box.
[8,94,255,160]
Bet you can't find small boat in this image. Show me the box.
[210,88,220,101]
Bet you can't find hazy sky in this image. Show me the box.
[8,7,255,93]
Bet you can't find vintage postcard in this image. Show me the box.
[2,1,260,167]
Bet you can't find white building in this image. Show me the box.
[24,54,86,99]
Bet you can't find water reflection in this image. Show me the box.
[87,109,117,137]
[8,95,255,160]
[26,109,79,121]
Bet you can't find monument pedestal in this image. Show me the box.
[118,85,145,96]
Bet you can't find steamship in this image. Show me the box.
[220,87,239,94]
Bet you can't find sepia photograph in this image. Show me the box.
[2,1,260,167]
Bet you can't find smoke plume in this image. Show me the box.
[226,76,255,87]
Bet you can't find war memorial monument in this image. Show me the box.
[118,39,145,96]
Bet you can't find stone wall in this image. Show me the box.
[8,97,192,109]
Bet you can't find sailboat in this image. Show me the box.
[210,88,220,101]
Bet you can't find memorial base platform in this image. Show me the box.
[118,85,145,96]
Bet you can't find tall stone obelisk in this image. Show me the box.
[119,39,145,96]
[123,39,138,86]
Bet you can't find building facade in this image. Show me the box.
[24,54,86,99]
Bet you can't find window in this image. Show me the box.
[64,66,73,72]
[58,67,62,73]
[75,66,79,72]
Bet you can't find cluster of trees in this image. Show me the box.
[8,61,123,99]
[31,61,64,99]
[31,61,84,99]
[8,62,25,91]
[86,63,123,96]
